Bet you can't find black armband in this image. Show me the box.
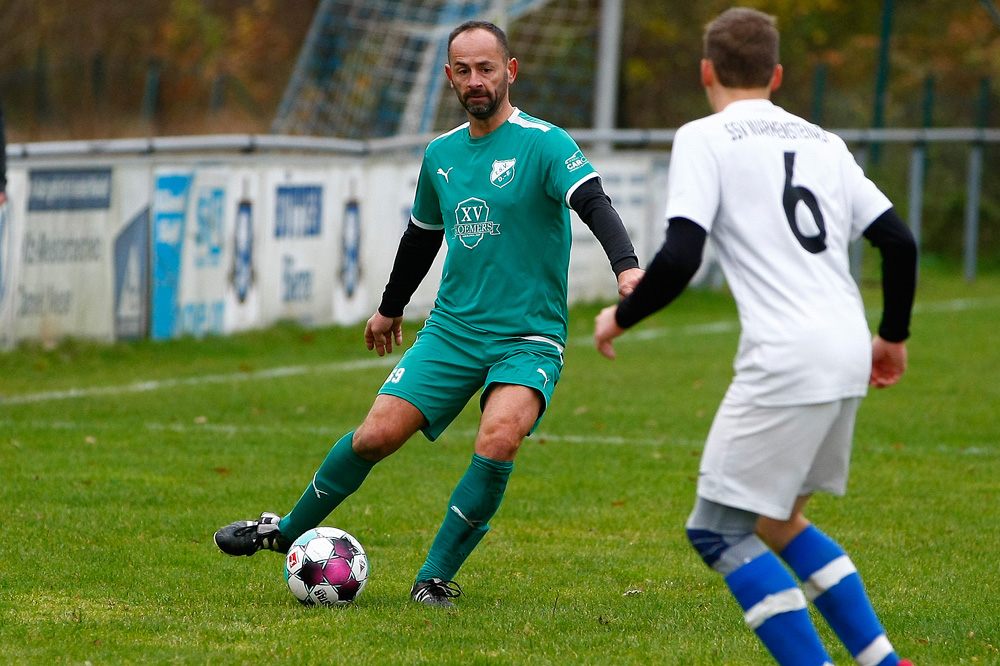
[615,217,706,329]
[862,207,917,342]
[377,220,445,317]
[569,177,640,276]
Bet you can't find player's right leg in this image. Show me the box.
[214,395,425,557]
[277,395,426,540]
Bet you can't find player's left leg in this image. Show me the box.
[413,383,540,605]
[413,341,560,606]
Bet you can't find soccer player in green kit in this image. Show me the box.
[215,20,644,607]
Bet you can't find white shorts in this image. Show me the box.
[696,396,862,520]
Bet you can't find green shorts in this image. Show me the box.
[377,311,564,441]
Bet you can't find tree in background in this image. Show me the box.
[0,0,318,139]
[1,0,997,139]
[621,0,999,129]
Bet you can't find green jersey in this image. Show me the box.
[410,108,598,347]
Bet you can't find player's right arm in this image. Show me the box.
[594,216,707,358]
[593,124,715,358]
[367,220,444,356]
[365,311,404,357]
[861,207,917,387]
[367,159,445,355]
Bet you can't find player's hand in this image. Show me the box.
[870,336,907,388]
[365,312,403,356]
[594,304,625,359]
[617,267,645,299]
[0,191,7,206]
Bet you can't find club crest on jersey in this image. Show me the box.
[565,150,588,172]
[453,197,499,249]
[490,159,516,188]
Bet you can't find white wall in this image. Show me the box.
[0,148,671,349]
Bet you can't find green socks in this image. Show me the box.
[277,440,513,585]
[416,453,513,583]
[279,431,375,541]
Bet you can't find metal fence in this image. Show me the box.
[8,125,999,282]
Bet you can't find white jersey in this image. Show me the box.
[665,99,892,406]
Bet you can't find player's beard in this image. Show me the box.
[460,74,508,120]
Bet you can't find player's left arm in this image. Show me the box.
[569,177,643,298]
[862,207,918,387]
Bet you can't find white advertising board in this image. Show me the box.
[222,169,262,334]
[0,170,27,350]
[257,168,338,328]
[13,166,150,345]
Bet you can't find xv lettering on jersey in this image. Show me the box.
[453,197,500,249]
[490,159,516,188]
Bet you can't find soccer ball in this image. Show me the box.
[284,527,369,607]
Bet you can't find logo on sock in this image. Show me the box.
[311,472,329,499]
[449,505,480,527]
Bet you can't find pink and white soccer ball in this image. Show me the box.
[284,527,369,606]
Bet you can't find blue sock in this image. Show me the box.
[781,526,899,666]
[416,454,513,583]
[725,552,833,666]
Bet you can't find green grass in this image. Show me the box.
[1,264,998,665]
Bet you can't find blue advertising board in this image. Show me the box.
[151,172,193,340]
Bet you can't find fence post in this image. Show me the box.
[963,77,990,283]
[35,47,52,122]
[907,74,934,255]
[210,72,228,115]
[91,53,106,108]
[871,0,895,164]
[141,59,162,123]
[811,62,826,125]
[593,0,624,153]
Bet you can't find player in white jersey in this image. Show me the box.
[594,8,916,666]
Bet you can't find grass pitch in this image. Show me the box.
[1,265,998,665]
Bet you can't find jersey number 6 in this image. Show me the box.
[782,151,827,254]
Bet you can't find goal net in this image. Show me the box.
[273,0,601,138]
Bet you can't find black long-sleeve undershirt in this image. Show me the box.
[862,207,917,342]
[377,222,444,317]
[377,177,638,317]
[615,217,707,328]
[615,208,917,341]
[569,177,640,276]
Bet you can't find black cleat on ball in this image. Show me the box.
[214,511,292,556]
